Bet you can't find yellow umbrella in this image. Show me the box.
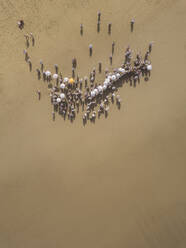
[69,78,75,84]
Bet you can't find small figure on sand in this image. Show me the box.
[37,90,41,100]
[40,60,44,72]
[30,33,35,46]
[149,42,153,53]
[130,18,135,32]
[112,41,115,55]
[24,34,29,48]
[97,11,101,22]
[17,20,24,29]
[109,55,113,65]
[23,49,28,61]
[97,21,100,33]
[108,23,112,34]
[98,62,102,73]
[52,111,55,121]
[89,44,93,56]
[72,58,77,68]
[80,24,83,35]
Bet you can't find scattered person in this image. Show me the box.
[109,55,112,65]
[80,24,83,35]
[40,60,44,72]
[97,11,101,22]
[17,20,24,29]
[30,33,35,46]
[37,90,41,100]
[108,22,112,34]
[130,18,135,32]
[112,41,115,55]
[97,21,100,33]
[98,62,102,73]
[24,34,29,48]
[89,44,93,56]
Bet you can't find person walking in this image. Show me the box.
[97,21,100,33]
[37,90,41,100]
[36,68,41,80]
[97,11,101,22]
[40,60,44,72]
[24,34,29,48]
[112,41,115,55]
[54,64,58,73]
[89,44,93,56]
[30,33,35,46]
[130,18,135,32]
[98,62,102,73]
[80,24,83,35]
[109,55,112,65]
[23,49,28,61]
[108,23,112,34]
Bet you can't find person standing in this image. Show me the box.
[89,44,93,56]
[97,11,101,22]
[108,23,112,34]
[80,24,83,35]
[130,18,135,32]
[112,41,115,55]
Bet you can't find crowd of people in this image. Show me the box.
[18,11,153,125]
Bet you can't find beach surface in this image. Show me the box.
[0,0,186,247]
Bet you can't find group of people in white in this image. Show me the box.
[18,11,152,125]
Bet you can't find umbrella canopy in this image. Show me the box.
[103,85,107,90]
[45,70,51,76]
[116,73,121,79]
[63,77,69,83]
[69,78,75,84]
[57,97,61,103]
[111,75,116,81]
[147,64,152,71]
[94,89,99,95]
[98,85,103,92]
[107,76,112,82]
[91,91,96,98]
[60,83,65,89]
[104,80,109,86]
[60,93,65,99]
[118,68,125,73]
[53,73,58,79]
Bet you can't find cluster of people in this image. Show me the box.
[18,11,153,125]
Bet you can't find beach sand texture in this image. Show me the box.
[0,0,186,247]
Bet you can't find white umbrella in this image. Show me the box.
[94,89,99,95]
[53,73,58,79]
[118,68,125,73]
[107,76,112,82]
[57,97,61,103]
[60,83,65,89]
[63,77,69,83]
[104,80,109,87]
[45,70,51,76]
[111,75,116,81]
[103,85,107,90]
[91,91,96,98]
[98,86,103,92]
[147,64,152,71]
[116,73,120,79]
[105,78,110,84]
[60,93,65,99]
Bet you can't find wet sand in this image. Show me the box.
[0,0,186,247]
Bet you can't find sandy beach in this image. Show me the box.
[0,0,186,247]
